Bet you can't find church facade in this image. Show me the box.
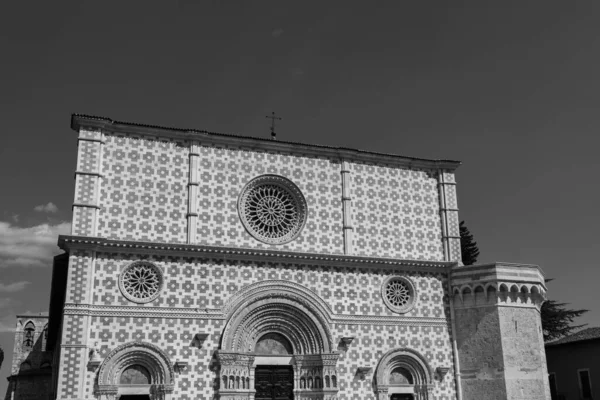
[37,115,549,400]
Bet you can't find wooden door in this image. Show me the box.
[390,394,414,400]
[255,366,294,400]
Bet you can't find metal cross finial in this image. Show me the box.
[265,112,282,140]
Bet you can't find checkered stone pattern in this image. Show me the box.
[66,251,91,303]
[86,250,454,399]
[446,210,460,262]
[444,184,458,210]
[79,128,103,141]
[194,145,345,254]
[333,323,456,400]
[97,133,189,243]
[72,206,95,236]
[58,315,85,398]
[77,138,101,173]
[349,163,445,261]
[86,316,224,399]
[441,172,455,184]
[74,174,96,204]
[92,253,449,320]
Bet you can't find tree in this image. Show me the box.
[458,221,587,341]
[459,221,480,265]
[541,280,588,341]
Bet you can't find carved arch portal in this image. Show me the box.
[96,341,174,400]
[374,348,434,400]
[218,280,339,400]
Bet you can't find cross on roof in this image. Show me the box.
[265,112,282,140]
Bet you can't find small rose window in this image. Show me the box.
[381,276,416,313]
[119,261,163,303]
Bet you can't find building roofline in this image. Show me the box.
[545,336,600,347]
[545,327,600,347]
[71,114,462,171]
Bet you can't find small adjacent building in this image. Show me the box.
[545,327,600,400]
[4,314,53,400]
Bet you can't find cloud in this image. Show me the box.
[271,28,283,38]
[34,202,59,213]
[0,281,30,293]
[0,221,71,268]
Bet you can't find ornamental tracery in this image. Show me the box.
[381,276,417,314]
[374,348,434,400]
[119,261,163,303]
[238,175,307,244]
[96,341,174,400]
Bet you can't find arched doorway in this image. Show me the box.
[96,342,174,400]
[374,348,434,400]
[254,333,294,400]
[217,280,339,400]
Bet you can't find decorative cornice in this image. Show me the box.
[71,114,461,171]
[58,235,456,271]
[62,303,450,326]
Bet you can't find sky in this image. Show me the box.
[1,0,599,393]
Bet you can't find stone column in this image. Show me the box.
[72,128,104,237]
[340,160,353,254]
[437,170,461,262]
[186,141,200,244]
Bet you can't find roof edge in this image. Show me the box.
[70,113,462,171]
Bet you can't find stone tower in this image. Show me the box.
[450,263,550,400]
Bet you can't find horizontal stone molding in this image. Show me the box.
[58,235,456,272]
[61,304,450,326]
[74,171,104,178]
[72,203,101,210]
[77,137,105,144]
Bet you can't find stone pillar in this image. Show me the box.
[187,141,200,244]
[438,170,461,262]
[340,160,353,254]
[215,351,256,400]
[72,128,104,237]
[451,263,550,400]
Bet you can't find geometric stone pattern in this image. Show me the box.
[85,130,450,262]
[91,254,449,320]
[58,314,85,398]
[66,251,90,304]
[56,121,468,400]
[97,133,189,243]
[81,250,456,399]
[350,163,444,261]
[194,145,344,254]
[76,137,101,174]
[83,314,456,400]
[72,206,95,236]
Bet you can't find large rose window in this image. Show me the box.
[238,175,307,244]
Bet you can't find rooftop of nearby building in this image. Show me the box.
[545,327,600,347]
[71,114,461,171]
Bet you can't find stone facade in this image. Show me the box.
[4,315,53,400]
[29,114,551,399]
